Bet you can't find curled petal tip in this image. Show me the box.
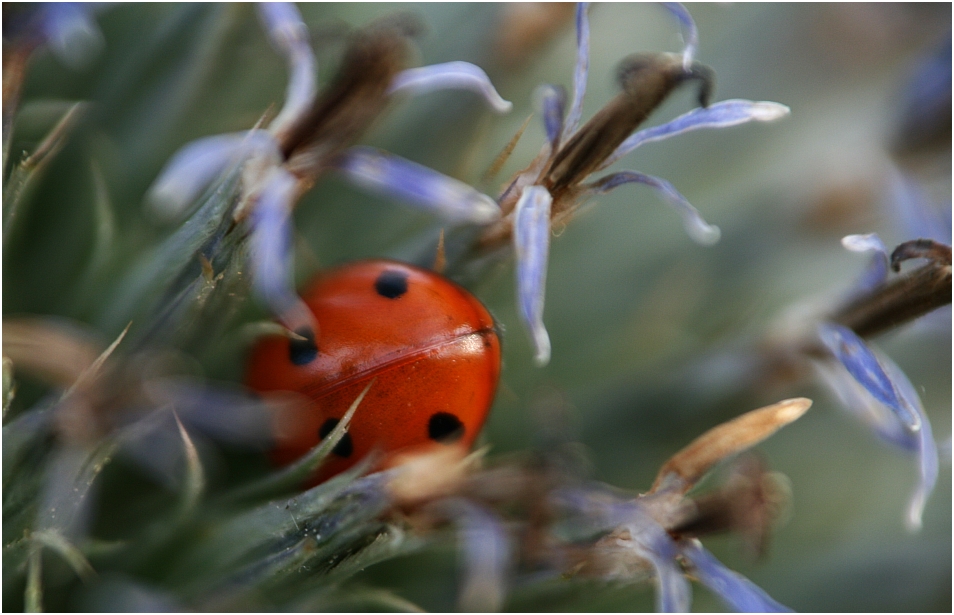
[841,233,884,252]
[590,171,719,246]
[389,61,513,113]
[532,331,552,367]
[749,101,791,121]
[471,195,504,224]
[905,504,924,532]
[689,221,721,246]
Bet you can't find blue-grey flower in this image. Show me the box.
[556,483,788,613]
[482,2,789,366]
[147,3,510,339]
[550,399,808,612]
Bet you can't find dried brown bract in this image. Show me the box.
[278,15,422,181]
[833,238,952,338]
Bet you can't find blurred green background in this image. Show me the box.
[5,3,950,611]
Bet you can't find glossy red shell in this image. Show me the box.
[245,260,501,484]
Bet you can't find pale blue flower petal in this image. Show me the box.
[588,171,720,245]
[434,498,510,612]
[599,100,790,171]
[336,146,500,224]
[388,61,513,113]
[514,185,554,366]
[249,167,316,335]
[149,130,280,218]
[842,233,890,294]
[538,84,567,151]
[630,519,691,613]
[680,540,792,612]
[144,378,272,447]
[661,3,699,68]
[590,498,693,613]
[562,2,590,140]
[818,323,920,430]
[813,360,918,452]
[256,3,318,137]
[40,3,105,68]
[880,353,939,531]
[815,331,939,529]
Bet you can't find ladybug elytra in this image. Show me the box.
[245,260,501,484]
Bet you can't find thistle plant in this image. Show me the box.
[3,3,950,613]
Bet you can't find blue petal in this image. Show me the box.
[814,360,918,452]
[40,3,104,68]
[879,353,939,531]
[680,540,792,612]
[600,100,790,171]
[660,3,699,68]
[388,61,513,113]
[256,3,318,137]
[588,171,720,245]
[514,185,553,366]
[335,146,500,224]
[818,323,920,430]
[249,167,316,335]
[144,378,272,447]
[562,2,590,140]
[841,233,890,295]
[148,130,280,218]
[435,498,510,612]
[538,84,567,151]
[630,517,691,613]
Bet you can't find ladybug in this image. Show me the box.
[245,259,501,484]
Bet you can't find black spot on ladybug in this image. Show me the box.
[289,326,318,365]
[319,418,353,458]
[428,412,464,443]
[375,269,409,299]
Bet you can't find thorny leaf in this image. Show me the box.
[3,102,86,245]
[173,412,205,520]
[25,546,42,613]
[2,318,103,389]
[223,380,374,503]
[31,529,96,583]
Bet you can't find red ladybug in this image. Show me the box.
[245,260,501,484]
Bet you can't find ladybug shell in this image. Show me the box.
[245,260,501,484]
